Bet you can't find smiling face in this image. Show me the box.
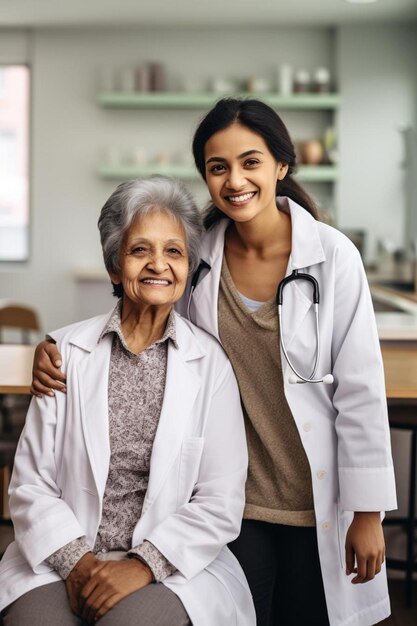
[110,210,189,314]
[204,122,288,225]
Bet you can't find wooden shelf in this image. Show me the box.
[97,91,341,110]
[97,164,339,183]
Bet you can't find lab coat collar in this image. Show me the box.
[67,309,204,361]
[199,196,326,272]
[277,196,326,270]
[67,310,114,353]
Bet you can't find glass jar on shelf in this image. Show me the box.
[313,67,331,93]
[293,69,311,93]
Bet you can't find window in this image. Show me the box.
[0,65,30,261]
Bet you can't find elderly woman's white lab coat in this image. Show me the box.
[0,312,256,626]
[177,197,397,626]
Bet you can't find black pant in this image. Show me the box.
[229,520,330,626]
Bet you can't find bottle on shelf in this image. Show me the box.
[293,69,311,93]
[277,64,293,96]
[313,67,331,93]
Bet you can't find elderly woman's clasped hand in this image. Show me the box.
[66,553,153,623]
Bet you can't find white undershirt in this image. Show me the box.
[238,291,266,312]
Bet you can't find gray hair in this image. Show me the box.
[98,176,203,292]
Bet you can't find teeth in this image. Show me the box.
[143,279,170,285]
[228,192,255,202]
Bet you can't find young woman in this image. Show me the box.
[31,99,397,626]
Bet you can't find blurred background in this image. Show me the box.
[0,0,416,329]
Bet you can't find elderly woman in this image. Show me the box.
[0,176,255,626]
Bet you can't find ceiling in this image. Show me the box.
[0,0,417,28]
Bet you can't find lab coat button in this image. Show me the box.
[321,521,331,530]
[302,422,312,432]
[317,469,326,480]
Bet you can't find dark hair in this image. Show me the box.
[192,98,318,228]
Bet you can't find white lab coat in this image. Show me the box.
[0,311,256,626]
[176,197,397,626]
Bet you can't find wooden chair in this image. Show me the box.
[0,304,41,345]
[0,303,40,431]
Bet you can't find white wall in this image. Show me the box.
[0,30,29,63]
[0,25,334,331]
[337,24,417,262]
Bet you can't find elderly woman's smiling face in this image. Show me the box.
[110,210,189,311]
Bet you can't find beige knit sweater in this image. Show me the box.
[219,257,315,526]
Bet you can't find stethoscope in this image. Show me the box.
[188,262,334,386]
[277,270,333,385]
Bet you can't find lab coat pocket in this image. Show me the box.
[177,437,204,507]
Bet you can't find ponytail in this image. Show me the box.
[277,172,319,220]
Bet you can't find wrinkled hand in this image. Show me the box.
[66,553,104,616]
[80,558,153,623]
[30,340,66,397]
[345,512,385,584]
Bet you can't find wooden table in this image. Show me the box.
[381,346,417,400]
[0,345,35,519]
[0,345,35,394]
[0,344,415,399]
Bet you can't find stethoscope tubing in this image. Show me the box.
[188,263,333,385]
[277,270,320,305]
[187,260,210,320]
[187,285,195,321]
[278,302,321,383]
